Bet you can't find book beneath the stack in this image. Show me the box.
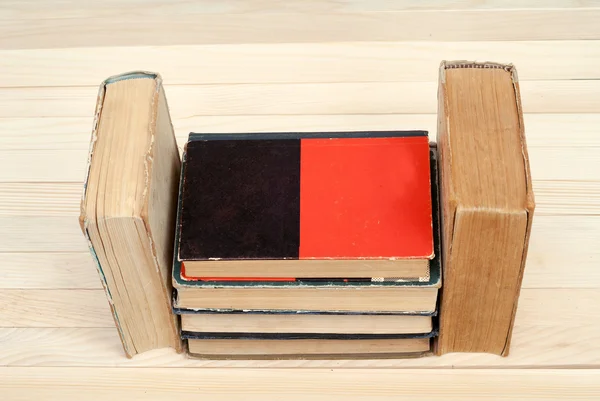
[177,131,434,279]
[186,337,432,359]
[172,138,441,315]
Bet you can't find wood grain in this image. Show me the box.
[526,147,600,181]
[1,367,598,401]
[1,80,599,120]
[2,114,598,152]
[0,290,113,327]
[523,215,600,288]
[1,41,599,87]
[1,1,599,395]
[0,287,593,329]
[325,1,600,11]
[0,150,89,182]
[2,9,600,49]
[0,216,87,252]
[1,287,598,367]
[2,214,599,288]
[0,253,101,289]
[1,146,597,183]
[3,0,599,18]
[533,180,600,215]
[2,212,597,289]
[0,183,82,216]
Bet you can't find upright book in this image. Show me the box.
[436,61,535,356]
[79,72,182,357]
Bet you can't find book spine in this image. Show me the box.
[435,61,535,356]
[78,78,132,356]
[79,71,182,358]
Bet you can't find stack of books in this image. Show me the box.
[172,131,442,359]
[81,64,533,360]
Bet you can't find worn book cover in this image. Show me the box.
[187,337,432,360]
[181,330,438,341]
[172,141,442,314]
[79,71,182,357]
[177,131,434,280]
[435,61,535,356]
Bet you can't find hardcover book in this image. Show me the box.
[177,131,434,279]
[436,61,535,356]
[180,312,434,336]
[172,140,442,314]
[79,72,182,357]
[187,337,432,360]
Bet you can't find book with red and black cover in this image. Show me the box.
[172,133,441,314]
[177,131,433,281]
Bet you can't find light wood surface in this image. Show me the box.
[1,1,599,398]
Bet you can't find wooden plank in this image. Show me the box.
[338,1,600,11]
[0,209,590,296]
[1,194,599,276]
[0,214,596,288]
[0,216,87,252]
[523,114,600,147]
[1,368,598,401]
[0,290,112,328]
[523,215,600,288]
[1,81,598,119]
[0,86,98,118]
[0,289,598,367]
[527,148,600,181]
[533,180,600,216]
[2,180,599,218]
[1,146,596,183]
[0,183,82,216]
[0,117,94,150]
[2,9,600,50]
[0,150,89,182]
[1,325,598,368]
[2,114,598,152]
[3,0,599,19]
[1,41,599,87]
[0,212,597,289]
[0,287,592,328]
[180,113,599,148]
[0,253,100,289]
[164,81,600,115]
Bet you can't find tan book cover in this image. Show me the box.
[436,61,535,356]
[79,72,182,357]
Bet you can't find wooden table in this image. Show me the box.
[1,1,599,399]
